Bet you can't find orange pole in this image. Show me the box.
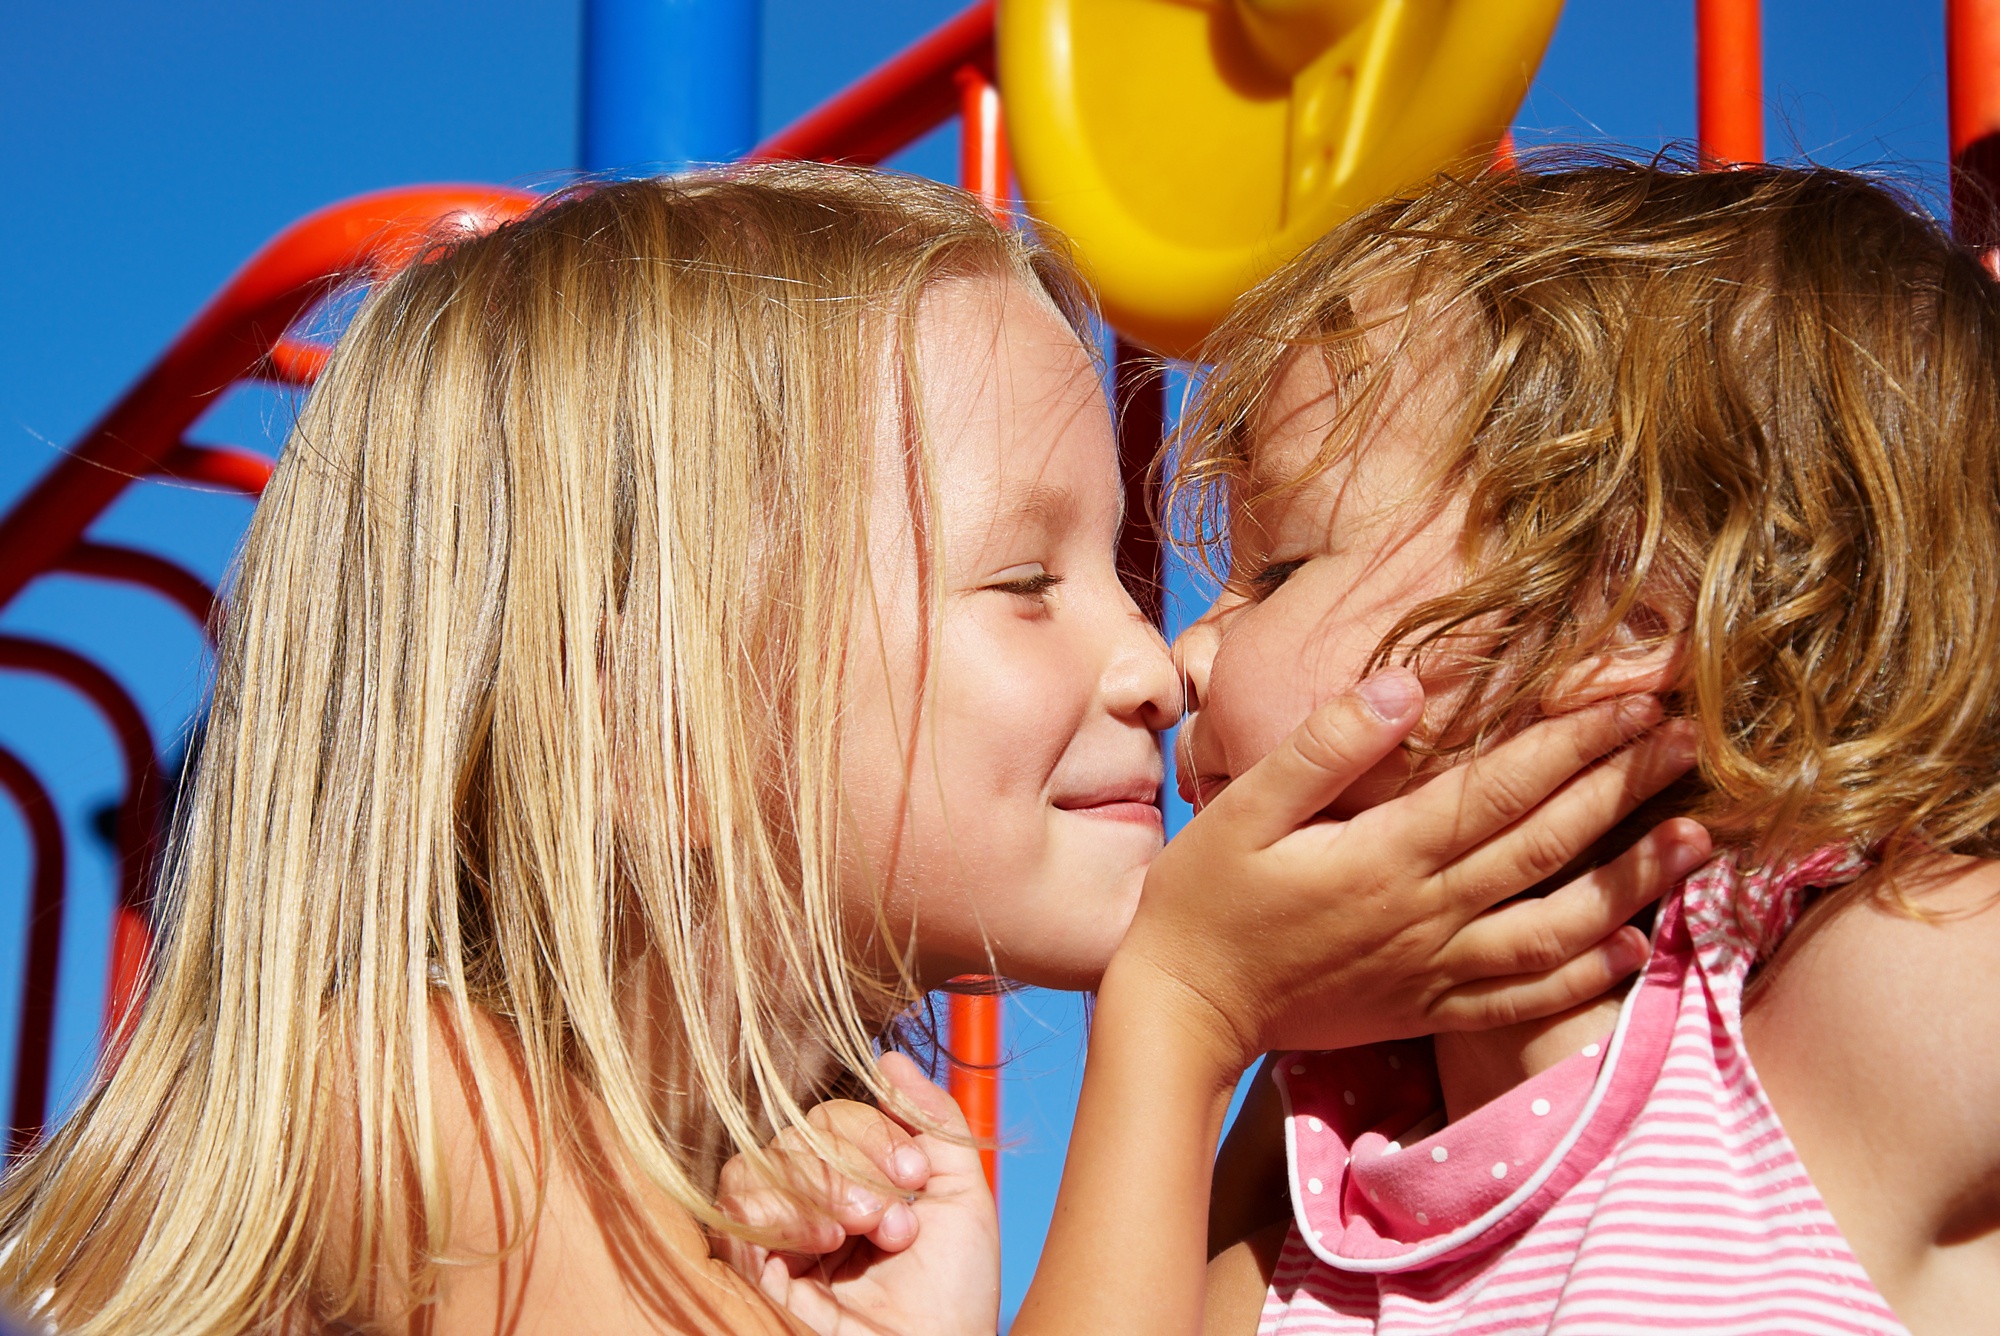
[950,64,1007,1197]
[1696,0,1763,165]
[1950,0,2000,261]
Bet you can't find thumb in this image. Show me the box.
[1209,667,1424,845]
[875,1053,986,1186]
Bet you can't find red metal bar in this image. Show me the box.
[946,62,1008,1197]
[0,638,162,1044]
[258,338,332,388]
[0,185,535,619]
[52,543,217,638]
[155,443,275,497]
[1697,0,1764,165]
[1,747,66,1162]
[748,2,993,165]
[1951,0,2000,261]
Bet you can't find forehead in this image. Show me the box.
[900,272,1116,543]
[1240,296,1473,531]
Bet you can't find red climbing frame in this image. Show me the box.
[0,185,538,1157]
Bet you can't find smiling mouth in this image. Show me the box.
[1053,785,1165,828]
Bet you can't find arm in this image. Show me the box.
[714,676,1703,1336]
[1745,858,2000,1336]
[1012,673,1708,1336]
[1207,1057,1290,1260]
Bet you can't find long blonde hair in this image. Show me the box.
[0,163,1088,1333]
[1174,153,2000,883]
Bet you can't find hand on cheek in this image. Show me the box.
[1112,668,1706,1080]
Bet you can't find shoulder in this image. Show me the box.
[1745,857,2000,1316]
[316,1003,802,1336]
[1750,856,2000,1140]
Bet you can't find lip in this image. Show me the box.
[1053,778,1165,829]
[1056,798,1165,829]
[1183,773,1231,811]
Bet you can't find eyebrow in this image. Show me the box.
[997,480,1083,534]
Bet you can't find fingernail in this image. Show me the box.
[1609,927,1649,972]
[1356,668,1421,722]
[1663,837,1708,878]
[845,1185,884,1214]
[880,1202,917,1244]
[892,1146,928,1185]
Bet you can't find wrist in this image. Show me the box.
[1096,946,1258,1095]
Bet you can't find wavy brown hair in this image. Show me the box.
[1173,153,2000,886]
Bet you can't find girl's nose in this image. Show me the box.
[1105,607,1184,731]
[1172,610,1222,716]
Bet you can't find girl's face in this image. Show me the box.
[843,274,1181,992]
[1176,339,1470,816]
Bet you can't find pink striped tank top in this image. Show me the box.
[1259,848,1907,1335]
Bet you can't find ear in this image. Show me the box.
[1541,610,1686,715]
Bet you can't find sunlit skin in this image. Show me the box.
[839,273,1180,992]
[1181,343,2000,1334]
[1175,341,1633,1113]
[717,315,1720,1336]
[1175,327,1472,822]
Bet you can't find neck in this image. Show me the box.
[1432,986,1630,1123]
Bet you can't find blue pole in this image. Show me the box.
[580,0,762,174]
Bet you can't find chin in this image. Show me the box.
[1001,951,1115,993]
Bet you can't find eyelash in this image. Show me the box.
[1248,558,1307,597]
[993,571,1064,600]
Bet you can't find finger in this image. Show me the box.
[806,1097,932,1194]
[1426,925,1653,1032]
[719,1135,892,1251]
[875,1053,990,1201]
[1394,696,1665,870]
[711,1228,767,1284]
[1442,819,1711,977]
[717,1183,854,1256]
[758,1254,791,1309]
[866,1199,920,1252]
[1436,722,1700,911]
[1205,668,1425,846]
[876,1051,972,1139]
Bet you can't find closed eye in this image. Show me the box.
[986,564,1064,601]
[1246,557,1308,598]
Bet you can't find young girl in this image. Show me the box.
[737,158,2000,1336]
[0,164,1691,1336]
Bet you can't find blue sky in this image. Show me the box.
[0,0,1947,1323]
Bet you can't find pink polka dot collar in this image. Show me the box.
[1272,847,1868,1274]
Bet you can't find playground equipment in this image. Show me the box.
[4,2,2000,1215]
[0,187,537,1158]
[1000,0,1565,356]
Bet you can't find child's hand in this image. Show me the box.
[714,1053,999,1336]
[1119,668,1707,1078]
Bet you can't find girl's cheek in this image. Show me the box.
[939,614,1085,767]
[1205,614,1374,771]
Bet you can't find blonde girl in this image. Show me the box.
[4,165,1108,1335]
[0,162,1692,1336]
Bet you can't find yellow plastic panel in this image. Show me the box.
[1000,0,1564,356]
